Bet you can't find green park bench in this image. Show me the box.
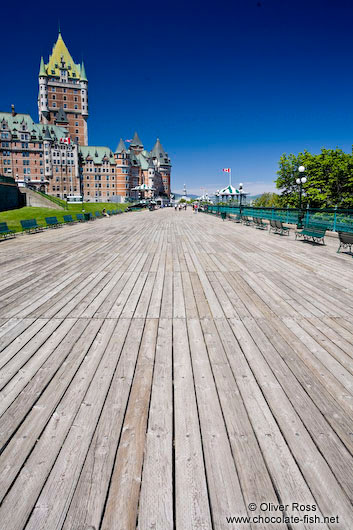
[337,231,353,254]
[241,215,252,226]
[295,226,326,244]
[253,217,267,230]
[76,213,85,222]
[0,222,16,240]
[229,213,241,223]
[45,216,61,228]
[269,219,290,235]
[20,219,44,234]
[63,214,76,224]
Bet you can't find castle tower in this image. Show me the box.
[129,131,144,154]
[38,32,88,145]
[151,138,171,197]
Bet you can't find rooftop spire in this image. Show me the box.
[115,138,126,154]
[39,56,47,77]
[130,131,143,147]
[151,137,166,157]
[80,61,88,82]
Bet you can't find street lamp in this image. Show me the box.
[296,166,307,227]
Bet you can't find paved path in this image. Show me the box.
[0,209,352,529]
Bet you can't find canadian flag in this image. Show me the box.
[60,137,71,145]
[223,168,231,173]
[125,139,132,143]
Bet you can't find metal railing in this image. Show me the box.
[205,205,353,232]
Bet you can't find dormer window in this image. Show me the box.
[51,70,55,74]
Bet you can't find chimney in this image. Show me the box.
[11,104,16,117]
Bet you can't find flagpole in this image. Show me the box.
[229,169,231,187]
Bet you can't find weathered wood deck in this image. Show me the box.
[0,209,353,530]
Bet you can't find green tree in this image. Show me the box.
[275,148,353,208]
[252,192,281,207]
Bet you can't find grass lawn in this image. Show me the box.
[0,202,128,232]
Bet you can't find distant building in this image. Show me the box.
[0,32,171,202]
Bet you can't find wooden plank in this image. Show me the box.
[101,319,158,530]
[0,319,114,530]
[25,318,131,530]
[173,318,212,529]
[187,318,251,529]
[137,318,173,530]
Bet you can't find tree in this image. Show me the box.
[275,148,353,208]
[252,192,281,207]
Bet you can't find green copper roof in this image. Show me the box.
[39,57,47,77]
[136,152,149,170]
[115,138,126,153]
[79,145,115,164]
[43,126,52,140]
[130,131,143,147]
[151,138,166,157]
[55,107,69,124]
[0,112,67,141]
[80,61,88,82]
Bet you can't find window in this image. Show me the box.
[63,96,67,101]
[64,104,67,108]
[76,129,79,134]
[76,137,79,142]
[53,102,56,107]
[75,122,79,126]
[74,89,78,93]
[74,97,78,102]
[40,169,44,174]
[52,95,56,100]
[63,88,66,93]
[52,87,56,92]
[74,105,78,110]
[75,114,78,118]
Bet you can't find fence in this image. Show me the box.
[205,205,353,232]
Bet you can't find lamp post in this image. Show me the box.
[296,166,307,228]
[239,182,244,215]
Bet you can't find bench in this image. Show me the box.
[295,226,326,244]
[45,216,61,228]
[0,222,16,240]
[63,214,76,224]
[229,213,241,223]
[337,231,353,254]
[95,211,102,219]
[269,219,290,235]
[241,215,252,226]
[76,213,85,222]
[253,217,267,230]
[20,219,44,234]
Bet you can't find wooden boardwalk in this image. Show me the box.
[0,208,352,530]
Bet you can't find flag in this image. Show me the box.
[125,139,132,143]
[60,137,71,145]
[223,168,231,173]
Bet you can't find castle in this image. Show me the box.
[0,32,171,202]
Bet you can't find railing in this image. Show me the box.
[32,189,67,208]
[205,205,353,232]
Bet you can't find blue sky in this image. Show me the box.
[2,0,353,195]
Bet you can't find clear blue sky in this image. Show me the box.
[2,0,353,195]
